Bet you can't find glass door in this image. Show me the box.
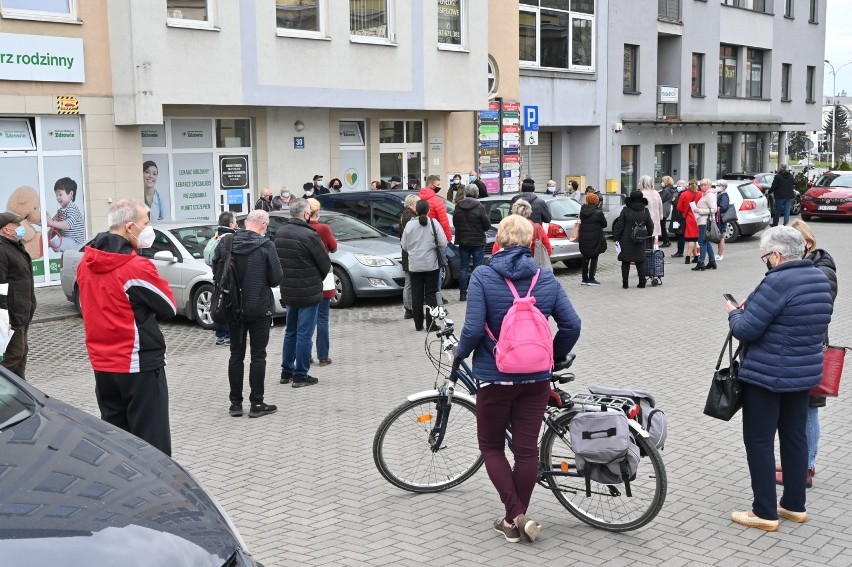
[654,145,672,186]
[379,120,424,188]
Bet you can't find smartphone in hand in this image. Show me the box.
[723,293,738,305]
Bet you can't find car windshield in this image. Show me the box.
[168,225,216,259]
[0,374,36,431]
[548,198,581,219]
[321,214,384,241]
[737,183,763,199]
[813,173,852,187]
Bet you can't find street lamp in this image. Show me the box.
[824,59,852,167]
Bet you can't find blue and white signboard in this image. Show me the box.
[523,105,539,131]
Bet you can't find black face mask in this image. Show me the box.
[765,258,773,271]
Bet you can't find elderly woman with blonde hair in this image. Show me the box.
[455,214,581,543]
[492,199,551,257]
[692,178,718,271]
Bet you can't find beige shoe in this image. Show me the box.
[731,510,779,531]
[777,506,808,523]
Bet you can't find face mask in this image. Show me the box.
[281,192,290,199]
[14,226,26,240]
[469,175,476,182]
[316,180,324,187]
[453,179,461,185]
[133,224,156,249]
[305,189,314,196]
[547,185,556,192]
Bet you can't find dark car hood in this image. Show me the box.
[0,378,247,566]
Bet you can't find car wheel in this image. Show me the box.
[801,211,812,221]
[724,221,741,243]
[791,196,802,216]
[331,266,355,309]
[562,258,582,269]
[192,283,216,330]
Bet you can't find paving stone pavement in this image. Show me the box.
[25,220,852,567]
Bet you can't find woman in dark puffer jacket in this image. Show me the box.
[726,226,833,532]
[612,190,654,289]
[577,192,607,285]
[455,215,581,544]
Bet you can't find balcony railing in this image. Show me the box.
[658,0,681,21]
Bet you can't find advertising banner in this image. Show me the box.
[142,154,172,222]
[172,153,216,222]
[0,33,85,83]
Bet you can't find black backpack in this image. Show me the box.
[630,219,649,244]
[211,234,242,324]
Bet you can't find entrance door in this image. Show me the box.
[379,120,424,187]
[654,145,672,186]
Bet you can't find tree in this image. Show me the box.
[823,106,851,160]
[787,131,811,158]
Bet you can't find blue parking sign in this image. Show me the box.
[523,105,539,131]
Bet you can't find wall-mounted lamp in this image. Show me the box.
[614,122,623,133]
[294,120,305,132]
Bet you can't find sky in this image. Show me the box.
[824,2,852,97]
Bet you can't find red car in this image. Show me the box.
[801,171,852,220]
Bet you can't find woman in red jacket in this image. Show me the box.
[307,198,338,366]
[676,180,703,264]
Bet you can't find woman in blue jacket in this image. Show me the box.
[725,226,833,531]
[455,214,581,544]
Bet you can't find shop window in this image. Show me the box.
[746,48,763,98]
[350,0,392,42]
[719,44,738,97]
[216,119,251,148]
[276,0,324,37]
[437,0,464,48]
[519,0,595,72]
[620,146,638,192]
[623,45,638,93]
[692,53,704,96]
[0,0,75,22]
[167,0,213,25]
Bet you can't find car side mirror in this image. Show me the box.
[153,250,178,263]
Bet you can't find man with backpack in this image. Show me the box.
[214,209,283,418]
[205,211,237,346]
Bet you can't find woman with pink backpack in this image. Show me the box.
[454,214,581,544]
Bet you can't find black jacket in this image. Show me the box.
[613,197,654,263]
[472,178,488,199]
[769,169,796,199]
[511,192,552,224]
[214,230,283,321]
[578,204,607,257]
[452,198,491,247]
[0,236,35,328]
[274,219,332,307]
[254,197,273,212]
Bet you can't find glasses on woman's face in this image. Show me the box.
[760,251,775,264]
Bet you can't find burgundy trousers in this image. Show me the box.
[476,380,550,521]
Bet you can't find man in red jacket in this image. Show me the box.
[77,198,177,456]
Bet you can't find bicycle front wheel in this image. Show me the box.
[540,412,667,531]
[373,395,482,493]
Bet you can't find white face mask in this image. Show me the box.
[133,224,156,249]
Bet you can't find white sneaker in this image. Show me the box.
[716,255,723,261]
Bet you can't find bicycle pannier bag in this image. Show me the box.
[484,270,553,374]
[570,411,640,497]
[211,234,243,324]
[588,385,667,451]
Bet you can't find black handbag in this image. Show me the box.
[703,331,744,421]
[429,219,449,270]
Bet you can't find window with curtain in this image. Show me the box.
[623,45,638,93]
[719,45,738,97]
[276,0,319,33]
[350,0,389,39]
[518,0,595,71]
[437,0,463,47]
[746,49,763,98]
[692,53,704,96]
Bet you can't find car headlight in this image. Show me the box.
[354,254,394,267]
[801,195,813,201]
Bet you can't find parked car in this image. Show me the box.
[60,222,286,330]
[716,180,771,242]
[0,368,260,566]
[478,194,582,266]
[797,158,815,172]
[239,211,405,309]
[723,171,802,215]
[801,171,852,220]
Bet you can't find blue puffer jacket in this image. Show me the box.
[728,259,833,392]
[455,246,581,383]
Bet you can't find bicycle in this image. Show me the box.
[372,307,667,532]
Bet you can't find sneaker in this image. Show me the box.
[493,518,520,543]
[292,375,319,388]
[586,279,601,286]
[318,358,332,367]
[514,514,541,542]
[222,337,230,346]
[215,338,225,346]
[580,279,589,285]
[280,370,293,384]
[459,293,467,302]
[671,252,684,258]
[715,255,723,261]
[248,403,278,418]
[228,403,243,417]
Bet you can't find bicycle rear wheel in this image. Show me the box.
[540,411,667,531]
[373,395,482,493]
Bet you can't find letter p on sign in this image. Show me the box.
[523,105,539,131]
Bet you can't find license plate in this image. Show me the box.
[818,205,837,211]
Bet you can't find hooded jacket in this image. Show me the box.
[274,219,331,307]
[214,229,283,321]
[769,169,796,200]
[613,193,654,263]
[511,192,552,225]
[729,259,833,392]
[418,186,452,241]
[452,197,491,247]
[0,235,36,328]
[578,203,608,257]
[77,232,176,373]
[455,246,581,383]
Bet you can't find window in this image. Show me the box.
[623,45,638,93]
[781,63,792,101]
[692,53,704,96]
[806,65,815,102]
[215,119,251,148]
[276,0,322,35]
[717,133,733,178]
[487,56,499,97]
[721,0,768,12]
[689,144,704,180]
[519,0,595,72]
[620,146,638,192]
[809,0,817,22]
[166,0,211,23]
[0,0,75,22]
[719,45,738,97]
[350,0,391,41]
[437,0,464,48]
[745,48,763,98]
[742,133,758,172]
[784,0,793,17]
[379,121,423,144]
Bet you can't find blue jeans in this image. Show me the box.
[215,323,229,340]
[773,198,792,226]
[458,245,485,294]
[282,303,320,378]
[697,224,716,264]
[316,298,331,361]
[806,406,820,470]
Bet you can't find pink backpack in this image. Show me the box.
[485,269,554,374]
